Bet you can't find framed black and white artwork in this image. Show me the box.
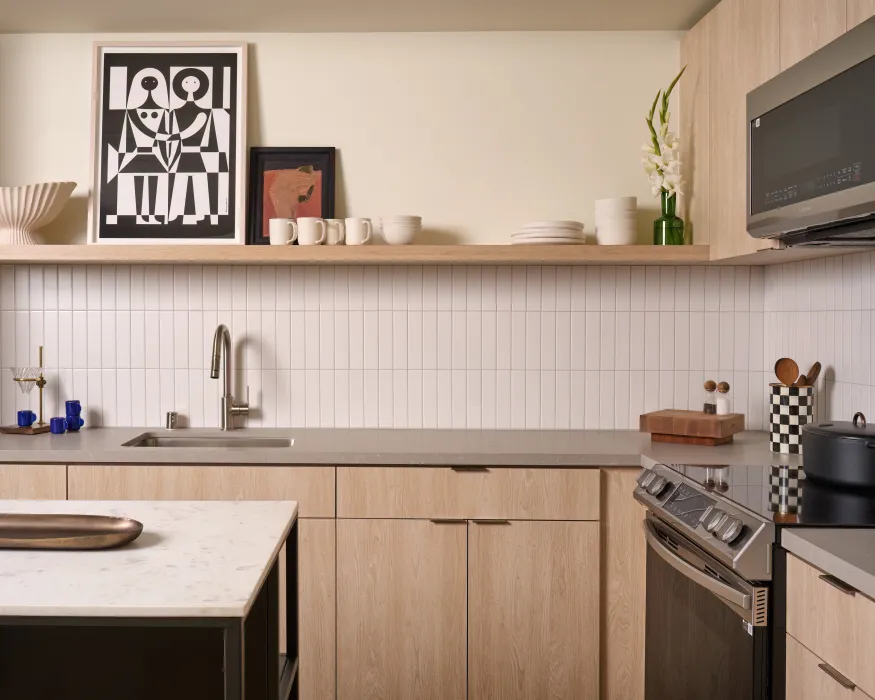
[89,43,247,244]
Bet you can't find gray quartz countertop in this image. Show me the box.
[782,529,875,601]
[0,427,803,468]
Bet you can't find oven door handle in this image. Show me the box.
[643,519,752,610]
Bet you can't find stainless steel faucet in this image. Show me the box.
[210,324,250,430]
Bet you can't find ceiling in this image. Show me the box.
[0,0,720,33]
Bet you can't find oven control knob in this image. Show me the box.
[718,518,745,544]
[646,475,670,498]
[637,470,656,489]
[704,510,727,533]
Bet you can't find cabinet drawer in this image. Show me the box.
[337,466,599,520]
[787,554,875,697]
[0,465,66,499]
[67,464,335,517]
[786,634,873,700]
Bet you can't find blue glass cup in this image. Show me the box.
[65,415,84,432]
[65,400,82,416]
[50,417,67,434]
[17,410,36,428]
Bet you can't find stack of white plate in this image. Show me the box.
[380,215,422,245]
[511,221,585,245]
[595,197,638,245]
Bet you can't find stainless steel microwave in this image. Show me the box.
[747,16,875,246]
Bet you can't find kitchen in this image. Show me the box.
[1,0,875,699]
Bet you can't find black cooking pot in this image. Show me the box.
[801,413,875,488]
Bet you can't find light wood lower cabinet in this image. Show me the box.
[66,464,335,517]
[298,518,336,700]
[602,468,647,700]
[787,554,875,698]
[787,634,874,700]
[0,464,66,499]
[468,520,600,700]
[337,466,600,520]
[66,463,337,700]
[336,519,467,700]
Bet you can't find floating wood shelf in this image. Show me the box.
[0,244,712,266]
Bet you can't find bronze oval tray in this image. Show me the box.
[0,513,144,550]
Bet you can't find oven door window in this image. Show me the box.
[645,517,769,700]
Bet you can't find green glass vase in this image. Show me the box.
[653,191,685,245]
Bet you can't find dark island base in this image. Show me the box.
[0,521,299,700]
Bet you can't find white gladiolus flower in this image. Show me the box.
[643,67,686,199]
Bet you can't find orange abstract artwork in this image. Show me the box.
[261,167,324,238]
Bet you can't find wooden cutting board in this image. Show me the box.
[640,410,745,440]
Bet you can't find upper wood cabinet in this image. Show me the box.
[779,0,847,70]
[0,465,66,499]
[679,10,712,246]
[848,0,875,27]
[709,0,781,260]
[336,519,467,700]
[468,520,600,700]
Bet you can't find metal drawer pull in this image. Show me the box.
[471,519,510,524]
[450,466,490,472]
[818,573,857,596]
[429,519,466,524]
[818,663,856,690]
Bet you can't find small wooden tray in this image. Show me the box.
[650,433,735,447]
[0,424,51,435]
[0,513,144,550]
[640,410,745,445]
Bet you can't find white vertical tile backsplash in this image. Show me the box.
[0,263,777,430]
[764,251,875,424]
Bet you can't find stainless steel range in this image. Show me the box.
[633,461,867,700]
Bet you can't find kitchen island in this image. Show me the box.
[0,499,299,700]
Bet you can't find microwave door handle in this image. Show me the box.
[643,520,752,610]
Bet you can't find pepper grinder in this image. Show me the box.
[703,380,717,414]
[716,381,732,415]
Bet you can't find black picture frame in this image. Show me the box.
[246,147,336,245]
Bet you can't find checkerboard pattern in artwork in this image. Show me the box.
[769,385,814,454]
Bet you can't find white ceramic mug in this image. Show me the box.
[345,218,372,245]
[297,217,326,245]
[325,219,346,245]
[268,218,298,245]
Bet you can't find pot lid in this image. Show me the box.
[803,412,875,440]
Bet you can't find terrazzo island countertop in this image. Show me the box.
[0,500,298,617]
[0,427,802,468]
[782,528,875,601]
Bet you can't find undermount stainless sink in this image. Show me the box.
[123,433,294,449]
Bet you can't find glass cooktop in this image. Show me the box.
[669,464,875,527]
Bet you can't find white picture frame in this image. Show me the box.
[89,42,247,245]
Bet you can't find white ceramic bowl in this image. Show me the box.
[381,223,421,245]
[595,217,637,228]
[596,226,638,245]
[595,196,637,211]
[0,182,77,245]
[382,215,422,223]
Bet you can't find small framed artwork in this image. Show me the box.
[246,147,336,245]
[89,42,247,244]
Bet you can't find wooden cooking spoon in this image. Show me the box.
[806,361,822,386]
[775,357,799,387]
[794,374,808,387]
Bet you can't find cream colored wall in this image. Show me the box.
[0,32,680,244]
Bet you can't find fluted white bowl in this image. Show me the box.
[0,182,77,245]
